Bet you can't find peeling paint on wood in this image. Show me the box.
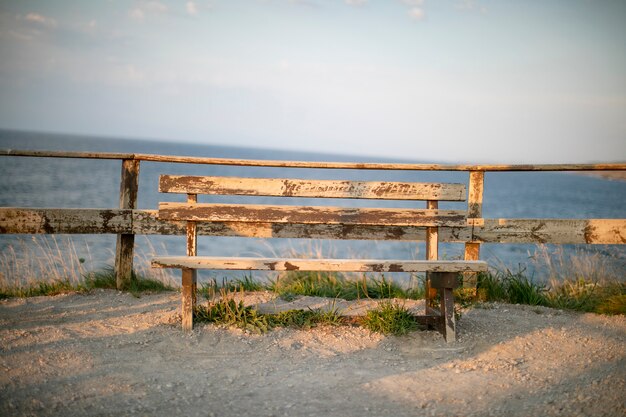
[1,209,624,244]
[157,203,468,227]
[115,159,140,290]
[472,219,626,244]
[2,149,626,171]
[159,175,467,201]
[151,257,489,272]
[0,208,132,234]
[467,171,484,218]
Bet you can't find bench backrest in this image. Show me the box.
[157,175,468,260]
[158,175,467,226]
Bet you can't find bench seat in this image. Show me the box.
[152,256,488,273]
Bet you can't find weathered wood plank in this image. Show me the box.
[151,257,489,272]
[1,209,623,244]
[467,171,484,218]
[2,149,625,171]
[157,203,468,227]
[0,208,132,234]
[430,272,461,289]
[440,285,456,342]
[115,159,140,290]
[159,175,467,201]
[462,242,481,290]
[134,210,461,240]
[181,268,196,331]
[425,200,439,309]
[186,194,198,310]
[0,149,135,160]
[134,153,626,171]
[471,219,626,244]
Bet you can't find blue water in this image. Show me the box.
[1,129,625,282]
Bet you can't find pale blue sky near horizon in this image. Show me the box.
[0,0,624,163]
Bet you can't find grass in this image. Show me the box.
[1,237,624,337]
[268,271,419,301]
[0,265,174,299]
[194,289,345,333]
[360,301,418,336]
[0,279,85,299]
[0,236,176,298]
[475,268,626,315]
[83,266,174,297]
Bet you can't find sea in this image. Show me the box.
[1,129,625,284]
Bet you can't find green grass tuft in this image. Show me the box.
[199,274,267,300]
[268,271,420,301]
[269,307,344,329]
[83,266,173,297]
[0,279,87,299]
[360,301,418,336]
[194,297,271,333]
[194,294,344,333]
[476,268,625,315]
[596,294,626,315]
[0,265,174,299]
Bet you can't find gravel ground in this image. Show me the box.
[1,290,625,417]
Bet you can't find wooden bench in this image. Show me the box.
[151,174,488,342]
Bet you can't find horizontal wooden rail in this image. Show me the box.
[2,208,624,244]
[0,150,136,160]
[2,150,625,171]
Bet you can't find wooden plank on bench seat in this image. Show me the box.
[158,203,468,227]
[159,176,467,201]
[151,257,488,273]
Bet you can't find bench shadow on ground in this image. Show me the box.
[0,291,624,417]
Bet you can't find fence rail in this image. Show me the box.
[1,149,625,289]
[2,150,626,171]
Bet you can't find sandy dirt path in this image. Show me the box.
[1,290,625,417]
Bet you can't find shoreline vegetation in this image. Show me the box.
[1,238,624,335]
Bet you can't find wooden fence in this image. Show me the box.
[1,149,625,289]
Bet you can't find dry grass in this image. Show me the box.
[0,236,176,298]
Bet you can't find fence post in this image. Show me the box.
[115,158,140,290]
[424,200,438,313]
[464,170,484,292]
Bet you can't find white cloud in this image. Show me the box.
[129,1,168,21]
[144,1,168,13]
[456,0,487,13]
[186,2,198,15]
[408,7,425,20]
[345,0,367,6]
[24,13,57,28]
[129,8,145,21]
[402,0,424,5]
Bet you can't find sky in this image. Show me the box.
[0,0,625,163]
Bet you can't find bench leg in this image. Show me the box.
[430,272,458,342]
[181,268,197,331]
[440,286,456,342]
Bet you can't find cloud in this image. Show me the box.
[128,1,168,21]
[400,0,425,21]
[456,0,488,13]
[23,13,57,28]
[345,0,367,6]
[186,2,198,15]
[408,7,425,20]
[129,8,145,21]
